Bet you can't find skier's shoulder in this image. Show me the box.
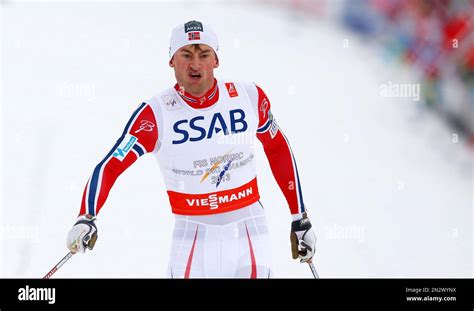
[217,78,263,103]
[217,78,256,92]
[143,87,177,111]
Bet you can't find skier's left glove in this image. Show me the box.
[290,213,316,263]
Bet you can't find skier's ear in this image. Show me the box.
[169,57,175,68]
[214,54,219,68]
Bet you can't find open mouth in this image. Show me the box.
[188,72,202,81]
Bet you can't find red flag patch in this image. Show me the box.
[188,32,201,41]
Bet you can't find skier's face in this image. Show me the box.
[170,44,219,97]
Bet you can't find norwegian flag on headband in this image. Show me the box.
[188,32,201,41]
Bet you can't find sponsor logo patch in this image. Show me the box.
[269,113,279,139]
[163,95,181,110]
[260,98,269,118]
[113,134,137,161]
[134,120,155,133]
[225,82,238,97]
[185,20,203,33]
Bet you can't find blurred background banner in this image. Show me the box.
[265,0,474,141]
[1,0,473,278]
[340,0,474,142]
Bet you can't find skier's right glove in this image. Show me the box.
[66,214,98,254]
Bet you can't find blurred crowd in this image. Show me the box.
[342,0,474,144]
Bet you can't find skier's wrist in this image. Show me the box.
[291,212,306,222]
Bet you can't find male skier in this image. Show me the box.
[66,20,316,278]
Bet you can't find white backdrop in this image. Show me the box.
[1,0,472,278]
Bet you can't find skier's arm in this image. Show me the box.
[254,85,306,216]
[67,102,158,254]
[252,85,316,263]
[79,102,158,217]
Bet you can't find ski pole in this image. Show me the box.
[307,260,319,279]
[43,252,74,279]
